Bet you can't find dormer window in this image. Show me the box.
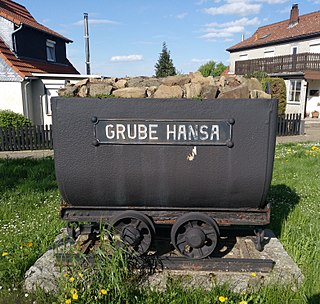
[46,40,56,62]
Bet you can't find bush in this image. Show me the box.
[261,78,287,115]
[0,110,32,128]
[244,71,268,82]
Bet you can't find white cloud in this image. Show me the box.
[256,0,289,3]
[206,17,260,28]
[205,1,261,16]
[201,32,233,38]
[110,55,144,62]
[73,19,119,26]
[191,58,211,63]
[176,12,188,19]
[201,17,260,41]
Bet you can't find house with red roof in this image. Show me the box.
[227,4,320,118]
[0,0,90,125]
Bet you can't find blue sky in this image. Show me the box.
[18,0,320,77]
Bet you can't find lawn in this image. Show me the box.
[0,142,319,303]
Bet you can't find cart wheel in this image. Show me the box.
[111,211,155,255]
[171,213,219,259]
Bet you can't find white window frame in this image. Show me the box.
[46,40,56,62]
[288,79,302,104]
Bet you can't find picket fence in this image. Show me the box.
[0,115,302,151]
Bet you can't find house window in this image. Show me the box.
[291,46,298,55]
[264,49,274,58]
[310,43,320,53]
[289,80,302,103]
[239,54,248,60]
[46,40,56,62]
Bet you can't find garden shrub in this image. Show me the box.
[0,110,32,128]
[261,77,287,116]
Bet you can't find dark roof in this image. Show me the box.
[0,37,79,77]
[227,10,320,52]
[0,0,72,42]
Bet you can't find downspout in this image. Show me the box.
[11,24,23,53]
[23,79,32,119]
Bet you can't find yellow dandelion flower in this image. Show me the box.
[2,252,8,257]
[64,273,69,277]
[72,293,79,300]
[70,288,77,295]
[218,296,228,302]
[78,272,83,279]
[251,272,257,277]
[239,301,248,304]
[288,149,292,152]
[311,146,319,151]
[65,299,71,304]
[69,277,75,282]
[100,289,108,295]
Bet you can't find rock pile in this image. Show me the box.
[58,72,271,100]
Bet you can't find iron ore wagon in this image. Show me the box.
[52,97,277,259]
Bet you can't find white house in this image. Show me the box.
[227,4,320,118]
[0,0,95,125]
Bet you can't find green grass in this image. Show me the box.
[0,142,319,303]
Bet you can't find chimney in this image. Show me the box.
[289,4,299,27]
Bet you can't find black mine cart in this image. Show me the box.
[52,97,278,259]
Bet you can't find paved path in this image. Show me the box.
[1,121,319,159]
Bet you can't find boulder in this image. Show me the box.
[184,83,202,99]
[113,87,146,98]
[89,83,113,97]
[147,86,158,97]
[243,78,263,91]
[162,75,191,86]
[58,84,77,97]
[250,90,271,99]
[218,84,249,99]
[74,78,89,87]
[114,79,128,89]
[78,85,88,97]
[153,85,183,99]
[127,77,162,88]
[201,85,219,99]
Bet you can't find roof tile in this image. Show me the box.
[0,0,72,42]
[227,10,320,52]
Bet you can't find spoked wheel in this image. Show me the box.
[171,213,219,259]
[111,211,155,255]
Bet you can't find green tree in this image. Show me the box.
[198,60,227,77]
[154,42,177,77]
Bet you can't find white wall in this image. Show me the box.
[306,79,320,116]
[0,82,24,113]
[0,17,14,50]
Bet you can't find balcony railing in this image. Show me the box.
[235,52,320,75]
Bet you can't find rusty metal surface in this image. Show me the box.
[55,253,274,273]
[60,204,271,226]
[52,98,277,210]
